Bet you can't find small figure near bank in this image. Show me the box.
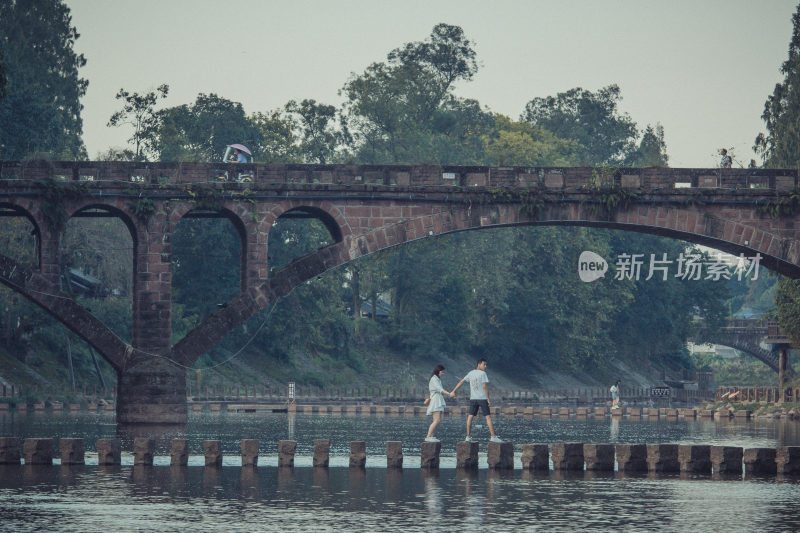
[425,364,454,442]
[720,148,732,168]
[610,379,621,410]
[451,358,502,443]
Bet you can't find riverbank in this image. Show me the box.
[0,341,694,405]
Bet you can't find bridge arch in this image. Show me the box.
[0,201,42,268]
[269,201,347,243]
[70,201,137,244]
[711,341,781,372]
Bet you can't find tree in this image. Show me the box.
[107,84,169,161]
[386,23,478,120]
[776,277,800,345]
[342,23,488,164]
[156,93,257,162]
[754,4,800,168]
[761,6,800,348]
[250,109,301,163]
[627,123,669,167]
[484,115,582,167]
[0,0,87,159]
[521,85,638,166]
[284,99,345,164]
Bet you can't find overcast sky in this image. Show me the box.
[66,0,797,168]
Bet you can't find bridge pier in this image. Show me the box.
[116,356,187,424]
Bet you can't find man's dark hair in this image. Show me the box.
[477,358,487,366]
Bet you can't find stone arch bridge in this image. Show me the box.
[694,318,794,375]
[1,161,800,424]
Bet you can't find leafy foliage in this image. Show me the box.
[521,85,638,166]
[776,277,800,345]
[107,84,169,161]
[341,23,492,164]
[754,4,800,168]
[0,0,87,159]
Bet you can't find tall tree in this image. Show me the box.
[107,84,169,161]
[284,99,345,164]
[762,6,800,349]
[627,123,669,167]
[776,277,800,345]
[754,4,800,168]
[521,85,638,166]
[342,23,489,164]
[250,109,301,164]
[0,0,87,159]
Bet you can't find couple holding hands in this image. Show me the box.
[424,359,501,443]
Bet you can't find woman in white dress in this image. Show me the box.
[425,364,454,442]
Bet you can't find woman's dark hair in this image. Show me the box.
[431,364,445,377]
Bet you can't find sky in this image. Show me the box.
[66,0,798,168]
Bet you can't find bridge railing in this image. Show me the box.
[715,386,798,403]
[2,160,798,191]
[0,381,717,406]
[723,318,769,330]
[185,383,713,405]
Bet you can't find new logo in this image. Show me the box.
[578,251,608,283]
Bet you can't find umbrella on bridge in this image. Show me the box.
[227,143,252,156]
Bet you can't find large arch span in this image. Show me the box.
[1,162,799,423]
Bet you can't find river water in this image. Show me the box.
[2,410,800,531]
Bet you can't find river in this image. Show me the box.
[1,410,800,531]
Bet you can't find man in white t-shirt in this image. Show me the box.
[451,358,501,443]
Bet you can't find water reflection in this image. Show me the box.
[422,470,442,526]
[0,465,798,531]
[610,415,620,441]
[240,466,259,499]
[287,411,295,441]
[3,412,800,531]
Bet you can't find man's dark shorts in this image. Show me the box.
[469,399,490,416]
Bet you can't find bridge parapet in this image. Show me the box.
[1,161,798,191]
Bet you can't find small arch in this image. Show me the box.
[62,205,138,343]
[268,205,344,271]
[0,202,41,268]
[276,206,343,243]
[171,207,245,337]
[69,204,138,246]
[174,206,248,251]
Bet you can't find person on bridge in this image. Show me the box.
[720,148,732,168]
[233,148,248,163]
[451,358,502,443]
[610,379,621,409]
[424,364,454,442]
